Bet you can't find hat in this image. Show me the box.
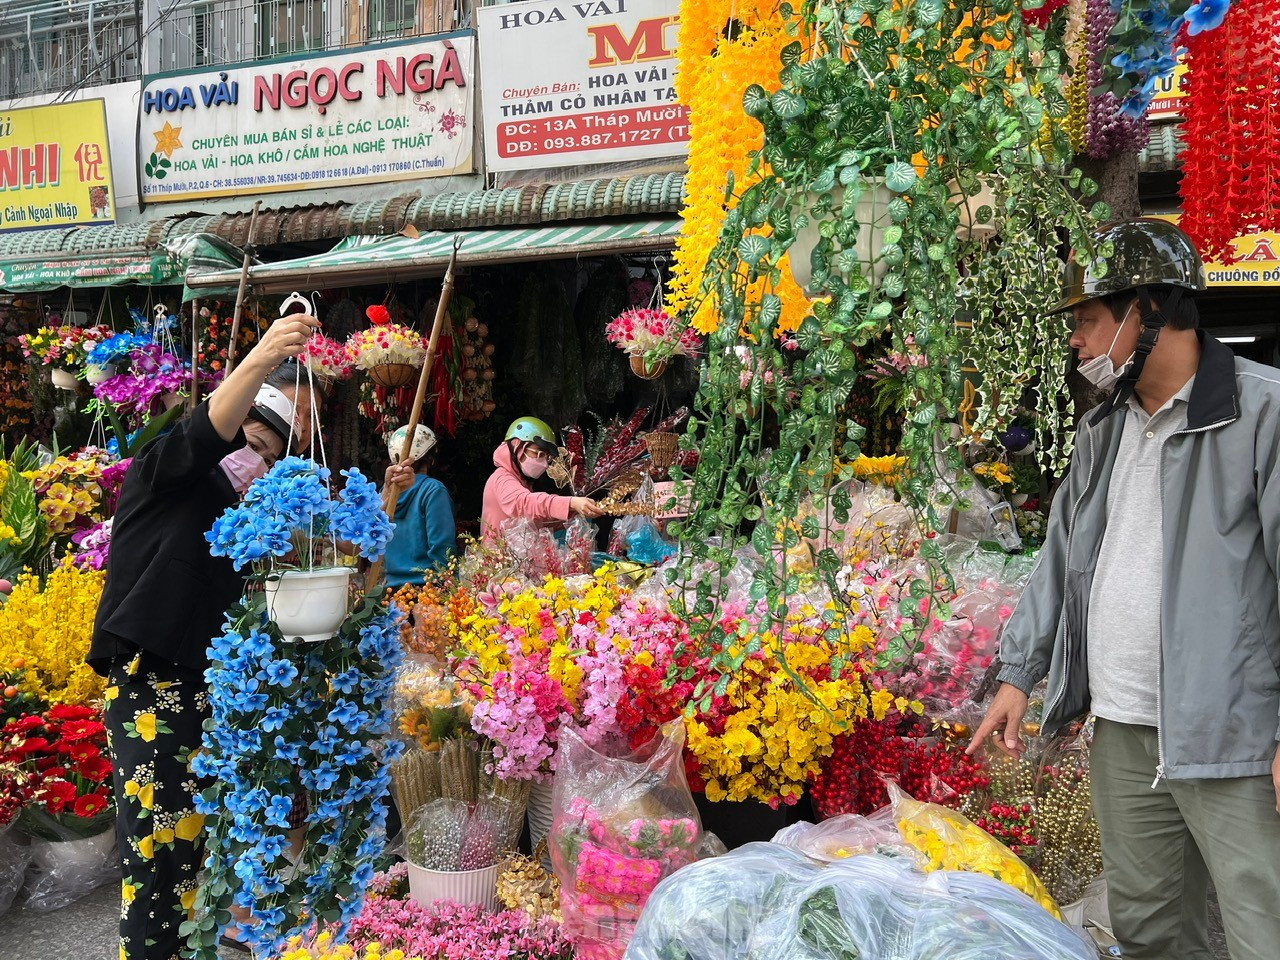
[1051,218,1207,314]
[387,424,438,465]
[504,416,558,456]
[249,384,297,443]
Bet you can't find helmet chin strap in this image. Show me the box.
[1098,285,1185,417]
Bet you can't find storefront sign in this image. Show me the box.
[0,252,181,292]
[0,100,115,232]
[139,34,474,203]
[1147,54,1187,121]
[477,0,688,172]
[1153,215,1280,287]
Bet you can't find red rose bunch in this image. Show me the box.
[0,704,114,835]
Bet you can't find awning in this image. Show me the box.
[0,220,243,294]
[185,219,682,295]
[163,234,253,302]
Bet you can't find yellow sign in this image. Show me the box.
[1154,214,1280,287]
[0,99,115,233]
[1148,54,1187,121]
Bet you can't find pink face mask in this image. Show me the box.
[219,446,268,495]
[520,454,548,479]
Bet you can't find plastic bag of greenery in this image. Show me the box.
[625,847,1094,960]
[0,820,30,918]
[623,842,822,960]
[771,811,923,866]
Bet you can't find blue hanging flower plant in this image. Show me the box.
[184,457,404,958]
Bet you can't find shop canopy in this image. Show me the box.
[183,219,682,296]
[0,226,243,294]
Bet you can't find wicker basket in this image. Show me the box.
[645,432,679,469]
[368,362,418,389]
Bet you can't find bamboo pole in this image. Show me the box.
[225,200,262,376]
[189,299,201,414]
[365,239,462,593]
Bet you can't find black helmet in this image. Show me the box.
[1051,218,1207,314]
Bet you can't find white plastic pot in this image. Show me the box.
[84,362,117,385]
[787,179,895,296]
[950,176,999,240]
[50,368,78,391]
[407,861,498,911]
[265,567,353,642]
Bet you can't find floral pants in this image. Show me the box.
[103,652,209,960]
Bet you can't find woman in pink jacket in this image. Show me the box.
[481,416,601,537]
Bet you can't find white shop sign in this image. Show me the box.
[477,0,689,172]
[139,33,475,203]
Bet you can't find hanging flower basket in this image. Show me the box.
[788,178,895,296]
[50,368,78,391]
[368,362,419,389]
[265,566,354,642]
[630,355,668,380]
[83,362,117,385]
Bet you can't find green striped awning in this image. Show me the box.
[184,219,682,295]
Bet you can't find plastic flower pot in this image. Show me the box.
[406,861,498,911]
[787,179,895,296]
[50,368,78,391]
[950,176,999,240]
[1011,493,1030,508]
[368,362,418,389]
[629,355,667,381]
[526,780,555,870]
[265,567,354,642]
[84,362,117,385]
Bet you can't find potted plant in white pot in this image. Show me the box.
[207,456,394,641]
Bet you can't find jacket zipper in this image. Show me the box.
[1149,412,1238,787]
[1042,430,1099,722]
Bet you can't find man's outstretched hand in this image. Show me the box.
[967,683,1031,758]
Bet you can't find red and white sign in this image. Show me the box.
[477,0,688,172]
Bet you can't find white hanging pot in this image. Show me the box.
[84,362,117,385]
[787,178,895,297]
[265,567,353,642]
[50,368,78,391]
[950,176,998,240]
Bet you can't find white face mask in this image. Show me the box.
[521,454,548,480]
[1077,310,1134,392]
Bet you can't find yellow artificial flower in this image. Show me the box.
[0,558,105,705]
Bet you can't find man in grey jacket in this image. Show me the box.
[969,218,1280,960]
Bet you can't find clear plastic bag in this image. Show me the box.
[551,720,703,960]
[0,821,29,918]
[21,817,119,912]
[889,783,1059,918]
[771,811,922,866]
[406,796,519,871]
[625,846,1094,960]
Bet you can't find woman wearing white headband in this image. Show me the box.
[88,312,320,960]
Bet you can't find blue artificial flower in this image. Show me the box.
[274,735,302,764]
[327,698,362,729]
[263,659,299,687]
[254,834,287,863]
[308,761,340,791]
[330,668,361,694]
[261,706,291,733]
[264,795,293,829]
[1184,0,1229,35]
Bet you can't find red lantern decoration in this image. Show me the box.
[365,304,391,326]
[1180,0,1280,263]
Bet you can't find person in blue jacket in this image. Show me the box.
[382,423,456,587]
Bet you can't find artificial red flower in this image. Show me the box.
[76,756,113,783]
[366,304,391,326]
[47,704,95,722]
[72,792,109,819]
[66,740,101,763]
[59,719,106,743]
[36,778,77,813]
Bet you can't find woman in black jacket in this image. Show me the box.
[90,311,319,960]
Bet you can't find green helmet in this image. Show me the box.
[505,416,558,454]
[1051,218,1207,314]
